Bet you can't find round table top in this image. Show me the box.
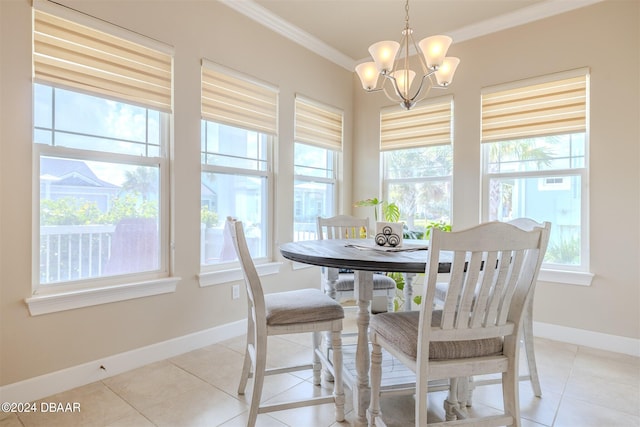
[279,238,451,274]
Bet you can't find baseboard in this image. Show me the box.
[0,319,247,403]
[2,319,636,404]
[533,321,640,357]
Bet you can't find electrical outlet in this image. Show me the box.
[232,284,240,300]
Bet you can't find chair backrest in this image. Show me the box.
[420,221,551,348]
[226,218,266,323]
[317,215,369,240]
[507,218,551,288]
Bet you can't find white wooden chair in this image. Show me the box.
[228,218,345,426]
[317,215,397,312]
[434,218,550,400]
[368,221,550,427]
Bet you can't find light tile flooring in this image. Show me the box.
[2,315,639,427]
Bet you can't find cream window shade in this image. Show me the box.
[481,73,587,143]
[295,96,343,151]
[380,97,452,151]
[201,61,278,136]
[33,9,173,113]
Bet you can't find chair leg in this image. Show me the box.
[237,334,254,395]
[331,330,345,422]
[247,336,267,427]
[444,378,459,421]
[367,341,383,426]
[312,332,322,385]
[524,298,542,397]
[502,361,521,427]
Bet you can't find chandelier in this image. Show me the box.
[355,0,460,110]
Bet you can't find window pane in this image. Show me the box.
[384,145,452,179]
[293,180,334,241]
[486,134,585,174]
[40,157,160,284]
[293,143,335,241]
[383,145,452,234]
[294,143,333,178]
[34,84,161,157]
[201,171,267,264]
[201,121,268,171]
[488,174,582,266]
[387,180,451,229]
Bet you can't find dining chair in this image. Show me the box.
[434,218,550,401]
[317,215,397,312]
[227,218,346,426]
[368,221,550,427]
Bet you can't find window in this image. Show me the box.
[293,97,342,241]
[481,69,589,273]
[32,6,172,297]
[200,61,277,266]
[381,97,453,233]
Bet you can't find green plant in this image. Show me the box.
[353,197,400,222]
[201,207,219,228]
[424,220,451,239]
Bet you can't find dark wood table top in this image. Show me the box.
[279,238,452,274]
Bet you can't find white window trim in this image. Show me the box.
[198,262,281,287]
[32,92,173,300]
[200,124,275,268]
[293,143,339,215]
[538,269,594,286]
[481,148,590,275]
[25,277,180,316]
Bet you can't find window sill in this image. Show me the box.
[25,277,180,316]
[198,262,282,287]
[538,269,594,286]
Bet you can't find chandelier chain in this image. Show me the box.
[404,0,410,30]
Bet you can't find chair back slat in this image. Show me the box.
[422,221,551,345]
[317,215,369,240]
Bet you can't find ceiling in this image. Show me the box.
[219,0,603,70]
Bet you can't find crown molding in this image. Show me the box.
[450,0,605,43]
[219,0,605,71]
[218,0,356,71]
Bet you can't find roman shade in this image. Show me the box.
[380,96,453,151]
[33,7,173,113]
[481,70,588,143]
[201,60,278,135]
[295,96,343,151]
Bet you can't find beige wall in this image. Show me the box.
[0,0,353,386]
[354,0,640,339]
[1,0,638,389]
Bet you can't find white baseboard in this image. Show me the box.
[0,319,247,403]
[2,319,637,404]
[533,321,640,357]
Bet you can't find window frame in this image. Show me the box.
[27,2,178,315]
[198,61,279,281]
[199,121,275,270]
[380,96,454,229]
[293,141,339,241]
[480,69,592,285]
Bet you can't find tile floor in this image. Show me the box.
[2,316,639,427]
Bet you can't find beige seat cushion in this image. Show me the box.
[335,273,396,291]
[265,288,345,325]
[370,310,503,361]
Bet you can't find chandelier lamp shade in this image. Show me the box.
[355,0,460,110]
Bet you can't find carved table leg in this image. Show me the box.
[353,270,373,427]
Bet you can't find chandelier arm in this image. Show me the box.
[409,70,437,103]
[382,73,406,102]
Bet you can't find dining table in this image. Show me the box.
[279,238,450,427]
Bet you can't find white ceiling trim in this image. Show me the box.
[450,0,605,44]
[218,0,356,70]
[218,0,605,72]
